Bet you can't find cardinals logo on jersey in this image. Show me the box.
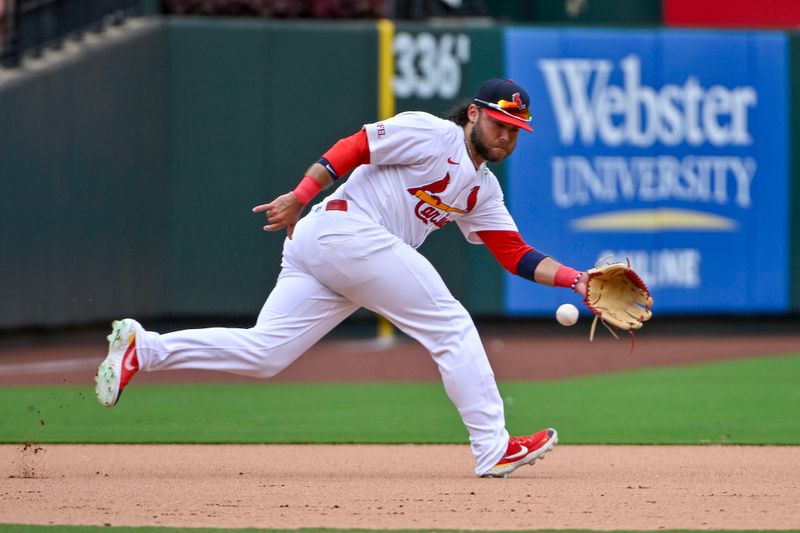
[407,174,479,228]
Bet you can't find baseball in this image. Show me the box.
[556,303,579,326]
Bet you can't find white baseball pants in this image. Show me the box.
[135,207,509,475]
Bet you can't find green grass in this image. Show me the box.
[2,355,799,532]
[1,354,798,445]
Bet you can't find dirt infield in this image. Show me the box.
[2,320,800,529]
[2,443,799,530]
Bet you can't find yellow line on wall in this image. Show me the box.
[377,18,395,120]
[376,18,397,343]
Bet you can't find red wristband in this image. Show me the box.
[554,265,581,290]
[292,175,322,206]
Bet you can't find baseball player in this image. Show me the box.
[96,79,590,478]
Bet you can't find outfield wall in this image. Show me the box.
[0,21,170,328]
[0,17,797,328]
[163,18,379,317]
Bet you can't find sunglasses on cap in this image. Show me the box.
[473,97,532,123]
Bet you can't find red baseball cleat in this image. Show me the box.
[95,319,140,407]
[481,428,558,478]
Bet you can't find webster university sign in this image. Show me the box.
[502,29,789,315]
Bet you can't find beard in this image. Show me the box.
[470,114,513,163]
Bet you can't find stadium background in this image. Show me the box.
[1,1,800,531]
[2,0,800,329]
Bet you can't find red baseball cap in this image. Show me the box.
[473,79,533,132]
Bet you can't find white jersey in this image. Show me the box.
[131,112,520,477]
[320,111,519,249]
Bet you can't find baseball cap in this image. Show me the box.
[473,78,533,132]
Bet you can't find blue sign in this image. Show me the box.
[503,28,789,315]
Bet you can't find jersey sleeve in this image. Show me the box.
[455,174,519,244]
[476,230,533,275]
[363,112,444,166]
[319,129,370,180]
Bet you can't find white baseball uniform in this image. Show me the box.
[133,112,523,475]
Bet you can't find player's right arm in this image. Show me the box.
[252,129,370,238]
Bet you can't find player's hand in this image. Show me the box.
[252,192,304,239]
[572,271,589,298]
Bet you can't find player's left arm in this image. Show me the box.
[253,129,370,238]
[476,230,589,297]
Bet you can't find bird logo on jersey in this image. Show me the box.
[407,174,479,228]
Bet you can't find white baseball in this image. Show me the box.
[556,303,579,326]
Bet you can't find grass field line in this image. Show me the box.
[0,335,403,379]
[0,357,99,376]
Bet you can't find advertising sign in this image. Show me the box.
[504,28,788,314]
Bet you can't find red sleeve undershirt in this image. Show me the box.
[321,129,370,178]
[476,230,533,275]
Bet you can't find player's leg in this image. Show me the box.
[135,266,358,378]
[96,207,363,407]
[117,207,360,384]
[95,258,358,406]
[303,217,510,475]
[357,249,557,477]
[361,255,509,476]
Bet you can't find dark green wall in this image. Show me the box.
[0,18,382,328]
[0,21,170,327]
[791,34,800,311]
[164,18,378,317]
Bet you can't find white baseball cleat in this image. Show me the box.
[481,428,558,478]
[95,318,140,407]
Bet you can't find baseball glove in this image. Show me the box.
[583,261,653,341]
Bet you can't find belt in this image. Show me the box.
[325,199,348,212]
